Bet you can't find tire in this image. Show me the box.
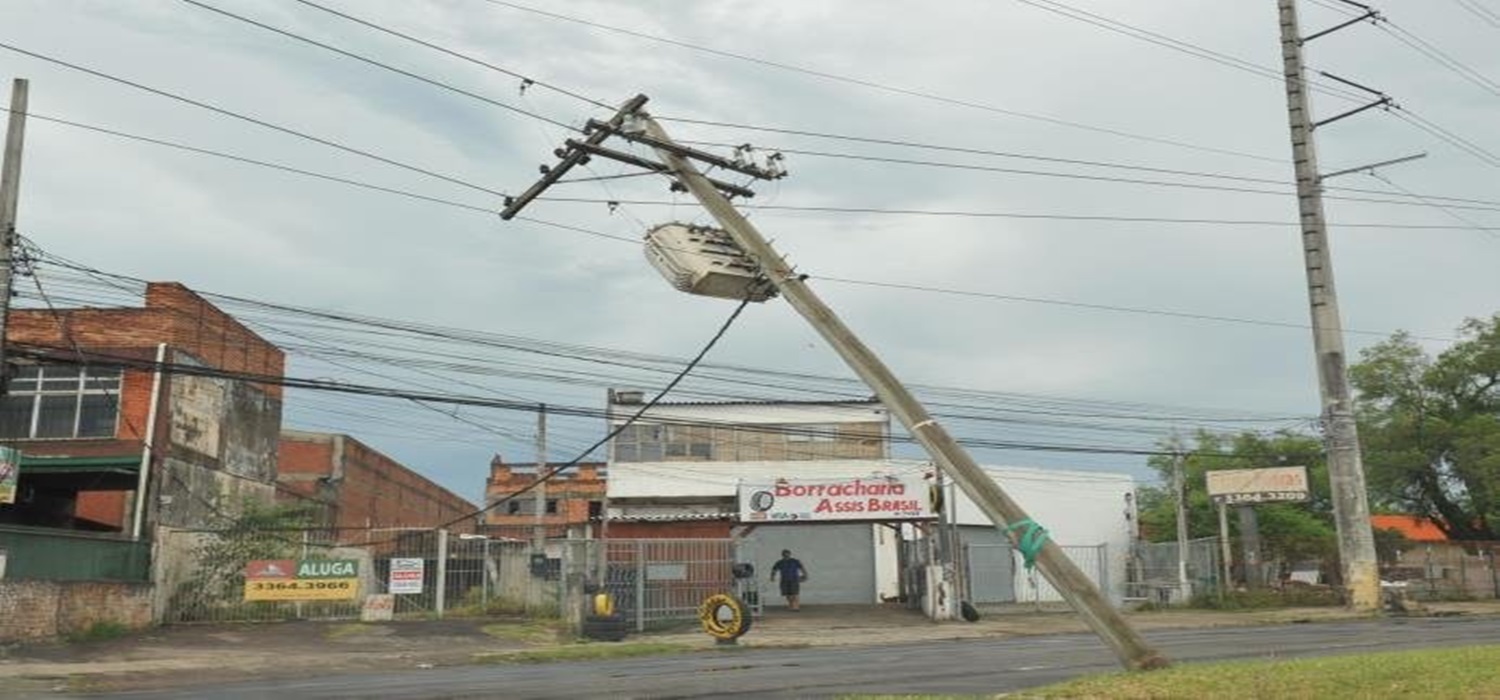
[582,613,629,642]
[960,601,980,622]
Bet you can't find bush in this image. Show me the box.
[1189,586,1343,610]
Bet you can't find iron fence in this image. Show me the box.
[1128,537,1223,604]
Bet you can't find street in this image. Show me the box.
[84,616,1500,699]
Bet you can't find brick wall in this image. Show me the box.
[484,459,605,529]
[0,580,154,643]
[6,282,287,531]
[277,432,478,532]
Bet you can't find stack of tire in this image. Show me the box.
[581,592,628,642]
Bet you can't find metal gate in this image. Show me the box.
[965,542,1017,604]
[597,538,739,631]
[1015,544,1108,604]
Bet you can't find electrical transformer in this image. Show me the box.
[643,223,778,303]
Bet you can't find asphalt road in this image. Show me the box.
[85,616,1500,699]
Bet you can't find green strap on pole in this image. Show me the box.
[1005,518,1050,570]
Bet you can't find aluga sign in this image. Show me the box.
[739,475,935,522]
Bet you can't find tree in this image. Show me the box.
[1350,314,1500,540]
[1137,430,1336,570]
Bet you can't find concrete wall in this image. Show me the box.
[0,579,153,643]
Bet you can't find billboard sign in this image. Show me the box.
[0,447,18,505]
[388,557,425,595]
[244,559,360,601]
[1206,466,1310,506]
[738,475,934,522]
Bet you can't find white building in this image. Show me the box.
[605,458,1136,607]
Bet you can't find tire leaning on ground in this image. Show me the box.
[581,613,629,642]
[960,601,980,622]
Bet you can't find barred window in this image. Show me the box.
[612,423,711,461]
[0,365,121,439]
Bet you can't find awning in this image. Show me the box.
[19,454,142,475]
[15,453,142,490]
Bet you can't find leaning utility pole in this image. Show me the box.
[637,116,1165,670]
[502,95,1167,671]
[1277,0,1380,611]
[0,78,30,383]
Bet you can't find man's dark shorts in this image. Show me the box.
[780,578,800,597]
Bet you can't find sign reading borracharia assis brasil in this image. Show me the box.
[738,475,934,522]
[243,559,360,601]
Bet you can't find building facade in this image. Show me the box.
[482,457,605,539]
[606,389,889,463]
[277,431,478,532]
[1,282,284,532]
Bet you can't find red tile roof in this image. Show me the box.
[1371,514,1448,542]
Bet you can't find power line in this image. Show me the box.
[21,243,1312,425]
[1377,17,1500,99]
[23,105,1500,230]
[532,197,1500,229]
[675,122,1500,209]
[177,0,582,131]
[0,41,511,197]
[19,110,497,213]
[812,275,1457,343]
[481,0,1285,163]
[1013,0,1367,103]
[1452,0,1500,29]
[288,0,615,110]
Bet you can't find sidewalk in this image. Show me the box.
[4,601,1497,694]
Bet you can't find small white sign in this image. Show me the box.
[389,557,425,595]
[361,594,394,622]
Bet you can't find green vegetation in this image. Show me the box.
[65,620,130,643]
[448,590,559,619]
[1186,587,1343,610]
[167,501,325,622]
[1351,315,1500,540]
[476,641,693,664]
[481,620,562,644]
[1025,645,1500,699]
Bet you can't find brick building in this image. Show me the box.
[277,431,478,533]
[0,282,284,532]
[482,456,605,539]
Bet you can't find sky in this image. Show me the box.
[2,0,1497,506]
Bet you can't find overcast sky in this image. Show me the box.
[3,0,1497,505]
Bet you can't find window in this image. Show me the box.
[612,423,665,462]
[0,365,121,439]
[785,423,840,443]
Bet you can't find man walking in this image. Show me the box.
[769,549,808,611]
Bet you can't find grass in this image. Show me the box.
[481,620,562,644]
[65,621,130,643]
[323,623,374,640]
[1021,644,1500,699]
[476,641,693,664]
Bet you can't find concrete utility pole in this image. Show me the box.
[1172,451,1191,599]
[638,113,1167,671]
[0,78,30,383]
[533,404,547,550]
[1276,0,1380,612]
